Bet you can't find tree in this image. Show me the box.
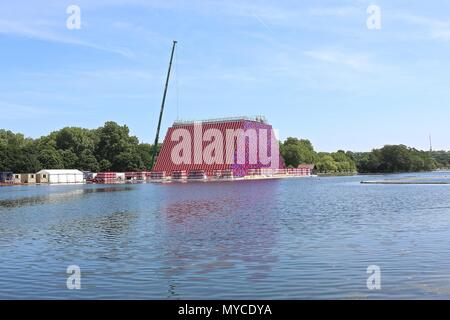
[137,143,153,170]
[316,155,338,173]
[59,149,79,168]
[78,150,100,172]
[280,138,317,168]
[0,130,41,172]
[99,159,112,172]
[55,127,96,154]
[38,148,64,169]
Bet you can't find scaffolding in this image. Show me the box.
[173,115,268,126]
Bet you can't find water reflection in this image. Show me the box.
[49,210,137,241]
[0,186,135,209]
[160,181,280,297]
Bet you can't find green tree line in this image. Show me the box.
[280,138,450,174]
[0,122,158,173]
[280,137,357,174]
[1,125,449,174]
[349,145,441,173]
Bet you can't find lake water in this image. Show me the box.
[1,172,450,299]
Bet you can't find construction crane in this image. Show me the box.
[150,40,177,170]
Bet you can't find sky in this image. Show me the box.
[1,0,450,152]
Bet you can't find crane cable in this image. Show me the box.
[175,45,180,121]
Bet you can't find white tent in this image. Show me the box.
[37,169,84,184]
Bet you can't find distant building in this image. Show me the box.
[297,164,315,176]
[36,172,49,184]
[21,173,36,184]
[83,171,93,180]
[36,169,84,184]
[13,174,21,184]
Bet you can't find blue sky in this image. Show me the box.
[1,0,450,151]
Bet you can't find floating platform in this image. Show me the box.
[361,176,450,185]
[150,170,316,183]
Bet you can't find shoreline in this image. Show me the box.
[0,174,318,187]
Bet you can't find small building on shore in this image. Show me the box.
[21,173,36,184]
[36,169,84,184]
[13,174,21,184]
[83,171,92,180]
[36,172,49,184]
[83,171,97,181]
[297,164,315,176]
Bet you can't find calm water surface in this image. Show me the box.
[1,172,450,299]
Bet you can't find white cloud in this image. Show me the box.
[308,6,360,17]
[0,18,135,58]
[0,101,74,119]
[393,13,450,42]
[304,49,371,70]
[76,69,155,80]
